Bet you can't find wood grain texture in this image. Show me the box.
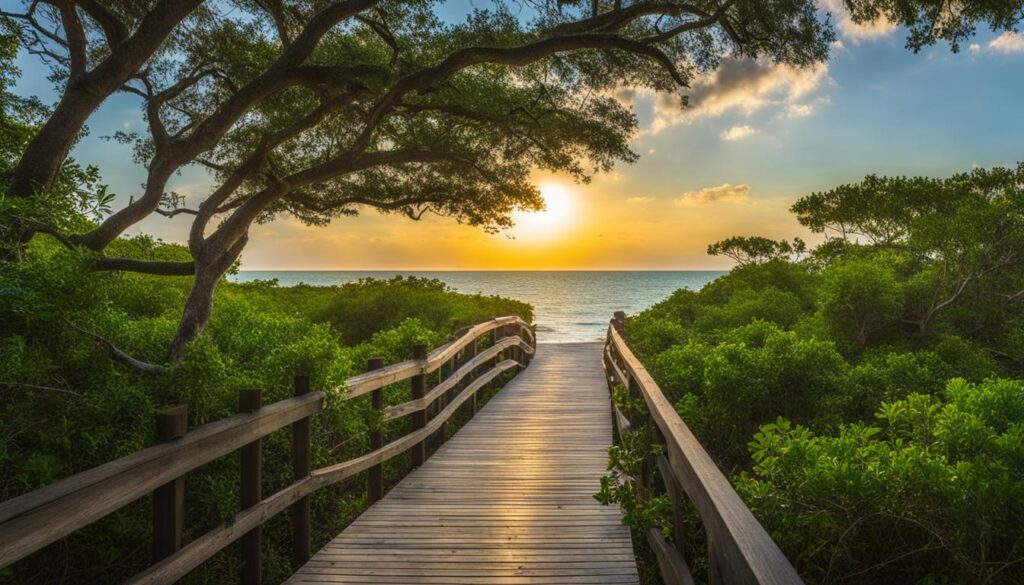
[287,343,638,585]
[345,317,532,399]
[606,325,803,585]
[127,360,524,585]
[0,392,323,567]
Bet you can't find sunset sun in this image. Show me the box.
[511,183,576,240]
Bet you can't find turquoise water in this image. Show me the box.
[232,271,724,342]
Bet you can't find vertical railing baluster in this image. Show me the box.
[464,335,478,414]
[490,328,498,368]
[291,374,311,567]
[411,344,428,467]
[367,357,385,503]
[238,388,263,585]
[153,405,187,563]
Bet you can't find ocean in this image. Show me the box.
[231,271,725,342]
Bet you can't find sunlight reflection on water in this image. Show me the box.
[231,271,724,342]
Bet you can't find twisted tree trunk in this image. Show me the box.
[166,234,247,362]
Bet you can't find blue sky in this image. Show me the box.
[12,4,1024,269]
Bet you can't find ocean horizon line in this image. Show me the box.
[237,268,729,273]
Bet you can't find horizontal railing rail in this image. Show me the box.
[0,316,534,584]
[604,312,803,585]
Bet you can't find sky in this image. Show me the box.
[12,2,1024,270]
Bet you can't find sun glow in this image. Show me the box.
[510,183,576,241]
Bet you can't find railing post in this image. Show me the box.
[367,357,385,503]
[291,374,311,567]
[238,388,263,585]
[464,336,478,414]
[489,328,498,367]
[410,344,428,467]
[512,325,521,364]
[152,405,187,563]
[429,357,445,450]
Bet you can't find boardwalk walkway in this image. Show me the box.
[287,342,639,585]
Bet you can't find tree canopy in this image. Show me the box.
[1,0,1021,364]
[708,235,806,266]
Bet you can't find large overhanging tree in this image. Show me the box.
[1,0,1020,366]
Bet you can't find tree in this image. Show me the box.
[3,1,1020,366]
[0,1,204,254]
[707,235,806,266]
[793,165,1024,335]
[842,0,1024,53]
[2,0,835,364]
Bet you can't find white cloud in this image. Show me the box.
[786,104,814,118]
[647,148,656,155]
[969,43,981,53]
[649,58,830,133]
[831,39,846,51]
[626,196,654,204]
[816,0,897,42]
[676,183,751,206]
[989,31,1024,54]
[720,125,758,141]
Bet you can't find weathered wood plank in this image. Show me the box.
[127,359,522,585]
[344,317,532,399]
[383,336,533,421]
[287,343,639,585]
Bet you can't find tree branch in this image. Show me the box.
[93,257,196,275]
[73,0,128,47]
[66,321,167,374]
[54,1,86,79]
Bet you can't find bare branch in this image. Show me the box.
[66,321,167,374]
[154,207,199,218]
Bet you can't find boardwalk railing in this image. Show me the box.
[0,316,534,584]
[604,312,803,585]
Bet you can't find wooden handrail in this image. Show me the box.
[344,316,531,398]
[0,316,535,580]
[383,336,533,421]
[0,392,324,567]
[127,360,522,585]
[605,316,803,585]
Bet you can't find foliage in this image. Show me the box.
[603,163,1024,584]
[2,0,837,359]
[0,237,531,584]
[594,385,672,547]
[707,235,806,266]
[794,165,1024,335]
[738,379,1024,584]
[817,255,903,349]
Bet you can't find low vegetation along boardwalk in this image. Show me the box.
[287,342,639,585]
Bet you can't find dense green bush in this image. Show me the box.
[737,378,1024,584]
[606,166,1024,584]
[0,236,531,584]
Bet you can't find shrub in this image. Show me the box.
[0,239,532,584]
[737,378,1024,584]
[818,256,903,350]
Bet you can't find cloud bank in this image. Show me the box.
[676,183,751,206]
[648,58,829,133]
[989,32,1024,54]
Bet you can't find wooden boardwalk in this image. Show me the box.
[287,342,639,585]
